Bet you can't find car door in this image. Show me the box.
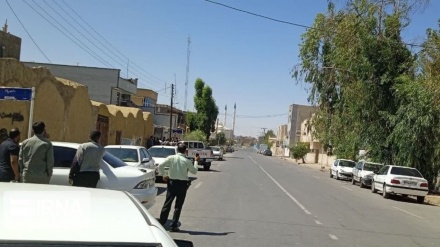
[375,166,389,189]
[50,146,77,186]
[353,162,360,180]
[331,160,339,175]
[357,162,364,181]
[140,148,154,169]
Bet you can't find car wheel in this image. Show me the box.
[382,184,390,199]
[371,181,377,193]
[203,163,211,171]
[402,194,408,198]
[417,196,425,204]
[351,177,356,185]
[359,178,365,188]
[336,172,340,180]
[330,171,333,178]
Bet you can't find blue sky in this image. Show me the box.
[1,0,440,137]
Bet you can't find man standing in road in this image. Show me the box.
[70,130,105,188]
[158,143,199,232]
[0,129,21,182]
[19,122,54,184]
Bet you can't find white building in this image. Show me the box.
[211,123,233,140]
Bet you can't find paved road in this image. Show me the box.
[148,148,440,247]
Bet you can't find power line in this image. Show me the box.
[26,0,167,92]
[218,112,287,118]
[24,0,114,68]
[60,0,165,84]
[5,0,52,63]
[204,0,429,49]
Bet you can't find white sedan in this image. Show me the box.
[105,145,156,169]
[50,142,157,209]
[371,165,429,203]
[0,183,194,247]
[147,146,178,176]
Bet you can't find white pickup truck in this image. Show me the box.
[180,141,215,171]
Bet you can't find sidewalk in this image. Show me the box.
[277,155,330,172]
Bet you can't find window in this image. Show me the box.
[102,152,127,168]
[378,166,389,175]
[53,146,77,168]
[147,147,176,158]
[390,167,423,178]
[364,163,382,172]
[105,148,139,162]
[339,160,356,168]
[197,142,204,149]
[140,148,151,160]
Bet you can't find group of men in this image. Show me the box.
[1,122,201,232]
[0,121,105,188]
[146,135,180,149]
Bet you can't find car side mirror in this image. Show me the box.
[142,158,150,163]
[174,239,194,247]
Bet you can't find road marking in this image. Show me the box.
[328,234,338,240]
[313,175,320,179]
[314,220,322,225]
[249,155,311,215]
[342,186,353,191]
[248,155,257,164]
[194,182,203,189]
[392,206,424,220]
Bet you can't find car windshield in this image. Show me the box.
[364,163,382,172]
[148,147,176,158]
[105,148,138,162]
[212,147,220,151]
[339,160,355,167]
[102,152,128,168]
[390,167,423,178]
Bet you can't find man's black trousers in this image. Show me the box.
[159,179,190,227]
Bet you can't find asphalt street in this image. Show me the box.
[148,148,440,247]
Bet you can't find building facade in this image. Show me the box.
[0,24,21,60]
[287,104,317,147]
[23,62,137,105]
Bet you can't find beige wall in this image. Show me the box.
[0,59,154,145]
[0,58,93,142]
[132,88,158,106]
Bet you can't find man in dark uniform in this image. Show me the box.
[0,128,21,182]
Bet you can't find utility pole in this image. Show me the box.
[224,105,227,128]
[261,128,267,135]
[232,103,236,139]
[184,35,191,112]
[169,84,174,140]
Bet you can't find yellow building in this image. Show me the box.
[132,88,158,107]
[0,59,153,145]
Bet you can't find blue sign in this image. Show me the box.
[0,88,32,101]
[172,129,183,134]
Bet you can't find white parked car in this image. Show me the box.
[211,146,223,160]
[352,160,383,188]
[148,145,178,176]
[0,183,194,247]
[105,145,155,169]
[371,165,429,203]
[330,159,356,180]
[50,142,157,209]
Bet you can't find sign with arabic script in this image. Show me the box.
[0,88,32,101]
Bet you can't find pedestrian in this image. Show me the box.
[0,128,21,182]
[69,130,105,188]
[19,121,54,184]
[146,136,154,149]
[158,143,199,232]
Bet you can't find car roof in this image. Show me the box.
[0,183,160,243]
[105,145,144,150]
[338,159,355,162]
[51,141,80,149]
[149,145,177,149]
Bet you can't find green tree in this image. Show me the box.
[263,130,276,147]
[188,78,219,141]
[293,0,417,163]
[183,130,206,143]
[215,132,226,146]
[290,142,310,163]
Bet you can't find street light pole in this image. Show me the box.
[169,84,174,140]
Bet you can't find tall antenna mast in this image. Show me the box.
[232,103,236,139]
[184,35,191,112]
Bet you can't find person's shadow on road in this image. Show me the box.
[173,230,235,236]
